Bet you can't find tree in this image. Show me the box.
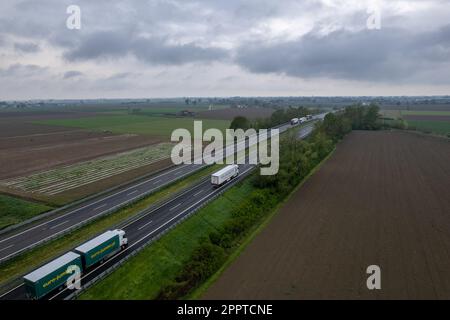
[230,116,250,130]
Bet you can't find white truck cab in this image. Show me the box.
[115,229,128,248]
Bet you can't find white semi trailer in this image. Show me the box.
[211,165,239,187]
[290,118,299,125]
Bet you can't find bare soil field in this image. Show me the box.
[197,107,274,120]
[0,115,161,180]
[204,131,450,299]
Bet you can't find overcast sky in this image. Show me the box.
[0,0,449,100]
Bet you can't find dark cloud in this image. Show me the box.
[63,70,84,79]
[63,30,228,65]
[236,25,450,83]
[14,42,40,53]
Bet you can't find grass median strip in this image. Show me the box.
[0,164,219,289]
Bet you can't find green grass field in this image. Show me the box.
[79,179,256,300]
[35,115,230,139]
[0,195,52,230]
[407,120,450,135]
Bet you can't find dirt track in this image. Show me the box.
[204,131,450,299]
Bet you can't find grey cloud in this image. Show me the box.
[235,25,450,83]
[14,42,40,53]
[0,63,47,77]
[63,70,84,79]
[63,30,228,65]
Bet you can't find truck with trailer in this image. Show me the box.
[23,229,128,299]
[290,118,299,125]
[211,165,239,187]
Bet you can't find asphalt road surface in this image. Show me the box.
[0,116,324,300]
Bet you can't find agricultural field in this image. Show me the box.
[0,114,160,180]
[0,194,53,230]
[204,131,450,299]
[0,143,174,196]
[380,109,450,136]
[35,114,230,139]
[0,107,231,204]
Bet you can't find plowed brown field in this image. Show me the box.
[204,131,450,299]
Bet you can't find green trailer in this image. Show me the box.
[74,230,127,269]
[23,252,83,299]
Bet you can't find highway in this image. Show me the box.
[0,117,314,263]
[0,116,323,300]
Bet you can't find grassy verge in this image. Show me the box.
[0,195,53,230]
[0,165,219,288]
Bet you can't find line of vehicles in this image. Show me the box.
[290,114,313,125]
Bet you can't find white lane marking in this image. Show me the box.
[137,220,153,231]
[93,204,107,211]
[193,189,205,197]
[49,220,70,230]
[0,164,190,245]
[0,283,24,299]
[0,244,14,252]
[153,179,162,184]
[127,190,139,196]
[169,203,181,211]
[49,166,255,301]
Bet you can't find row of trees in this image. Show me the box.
[318,104,381,142]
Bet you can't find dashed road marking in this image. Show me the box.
[49,220,70,230]
[169,203,182,211]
